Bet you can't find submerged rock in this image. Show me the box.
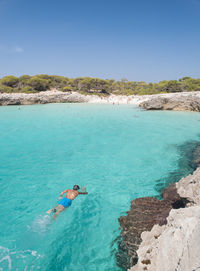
[116,184,185,269]
[116,147,200,271]
[154,140,200,195]
[193,146,200,167]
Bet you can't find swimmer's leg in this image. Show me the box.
[53,205,65,219]
[46,208,57,214]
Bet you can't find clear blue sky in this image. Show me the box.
[0,0,200,82]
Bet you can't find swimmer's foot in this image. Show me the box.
[46,208,57,214]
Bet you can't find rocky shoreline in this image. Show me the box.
[117,164,200,271]
[0,90,148,106]
[1,90,200,112]
[139,92,200,112]
[116,184,187,270]
[130,168,200,271]
[0,91,89,105]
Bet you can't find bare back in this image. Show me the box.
[65,189,79,200]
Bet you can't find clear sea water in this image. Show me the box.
[0,103,200,271]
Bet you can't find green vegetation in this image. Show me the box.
[0,74,200,95]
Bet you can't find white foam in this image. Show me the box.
[0,244,43,270]
[0,246,9,253]
[0,255,12,270]
[31,214,51,233]
[31,251,37,256]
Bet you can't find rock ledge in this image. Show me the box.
[139,92,200,112]
[129,168,200,271]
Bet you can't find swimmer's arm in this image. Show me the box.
[78,192,88,195]
[60,189,69,196]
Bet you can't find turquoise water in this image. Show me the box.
[0,103,200,271]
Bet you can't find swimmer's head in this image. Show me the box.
[73,184,80,191]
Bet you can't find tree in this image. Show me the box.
[162,80,182,93]
[28,77,50,91]
[1,76,19,87]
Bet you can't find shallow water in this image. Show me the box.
[0,103,200,271]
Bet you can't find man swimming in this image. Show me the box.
[47,184,88,218]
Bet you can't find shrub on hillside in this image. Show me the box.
[62,86,74,92]
[20,86,36,93]
[19,75,31,81]
[28,77,50,91]
[73,77,110,93]
[1,74,200,95]
[181,78,200,92]
[1,76,19,87]
[49,75,69,89]
[0,84,13,93]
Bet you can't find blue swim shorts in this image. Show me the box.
[58,197,72,208]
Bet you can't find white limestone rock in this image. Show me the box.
[130,205,200,271]
[0,91,89,105]
[176,167,200,205]
[139,92,200,112]
[129,168,200,271]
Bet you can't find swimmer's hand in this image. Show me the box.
[79,186,87,194]
[58,196,62,200]
[80,186,86,192]
[78,191,88,195]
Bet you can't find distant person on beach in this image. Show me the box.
[47,185,88,218]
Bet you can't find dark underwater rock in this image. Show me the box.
[116,183,189,270]
[116,140,200,270]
